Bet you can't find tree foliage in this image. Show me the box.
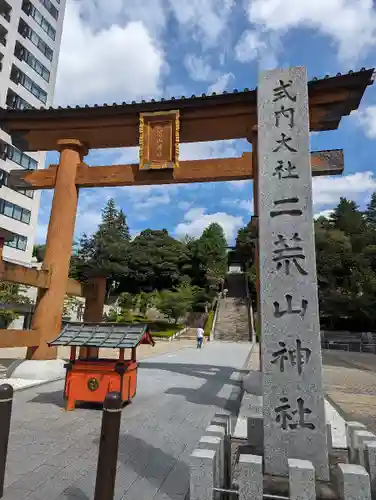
[0,283,30,327]
[118,229,189,293]
[71,198,130,286]
[156,284,199,323]
[234,195,376,332]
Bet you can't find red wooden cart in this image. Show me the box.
[48,323,154,411]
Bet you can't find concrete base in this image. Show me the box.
[242,370,262,395]
[6,358,66,381]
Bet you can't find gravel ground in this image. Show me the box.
[322,350,376,434]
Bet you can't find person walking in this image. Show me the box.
[196,326,204,349]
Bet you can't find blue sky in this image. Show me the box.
[36,0,376,246]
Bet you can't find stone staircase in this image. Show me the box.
[214,273,251,342]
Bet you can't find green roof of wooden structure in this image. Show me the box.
[48,322,155,349]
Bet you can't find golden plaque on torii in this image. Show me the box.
[139,110,180,170]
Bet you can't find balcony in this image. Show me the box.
[0,0,11,23]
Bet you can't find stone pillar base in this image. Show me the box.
[6,359,66,381]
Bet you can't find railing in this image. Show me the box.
[322,342,376,354]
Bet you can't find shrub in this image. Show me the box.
[204,311,214,337]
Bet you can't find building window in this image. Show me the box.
[0,23,7,46]
[21,1,55,41]
[0,0,11,23]
[38,0,58,21]
[18,19,53,61]
[0,169,34,199]
[10,64,47,104]
[0,139,38,170]
[4,231,28,251]
[0,198,31,224]
[6,89,34,110]
[14,42,50,82]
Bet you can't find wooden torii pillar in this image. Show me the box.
[27,139,88,360]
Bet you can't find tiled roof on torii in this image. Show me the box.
[0,68,373,152]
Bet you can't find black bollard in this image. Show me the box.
[94,392,122,500]
[0,384,13,498]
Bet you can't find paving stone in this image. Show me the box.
[8,464,61,492]
[2,486,34,499]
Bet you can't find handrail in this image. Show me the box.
[210,295,220,342]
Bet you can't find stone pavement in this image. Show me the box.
[3,341,252,500]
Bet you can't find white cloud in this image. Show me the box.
[313,171,376,206]
[55,1,165,106]
[134,192,171,210]
[314,209,334,219]
[75,0,167,36]
[222,198,253,212]
[246,0,376,63]
[35,223,48,244]
[356,105,376,139]
[175,207,244,242]
[178,201,193,210]
[228,180,252,190]
[168,0,235,47]
[180,140,239,161]
[208,73,235,94]
[184,55,217,82]
[235,30,278,69]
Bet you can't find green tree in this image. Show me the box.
[365,192,376,227]
[235,220,257,270]
[72,199,130,286]
[156,284,198,323]
[0,283,30,327]
[196,223,228,288]
[32,244,45,263]
[120,229,189,293]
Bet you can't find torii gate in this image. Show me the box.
[0,67,373,360]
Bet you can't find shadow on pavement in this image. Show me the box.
[117,433,189,500]
[28,362,246,415]
[29,389,103,410]
[140,362,246,414]
[58,487,91,500]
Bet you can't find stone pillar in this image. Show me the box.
[353,430,376,467]
[337,464,371,500]
[198,436,221,497]
[288,459,316,500]
[190,448,216,500]
[346,421,367,463]
[364,442,376,498]
[258,67,329,479]
[27,139,87,360]
[252,127,262,373]
[205,425,226,488]
[327,423,333,456]
[237,454,263,500]
[79,276,107,360]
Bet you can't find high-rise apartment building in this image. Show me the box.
[0,0,67,265]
